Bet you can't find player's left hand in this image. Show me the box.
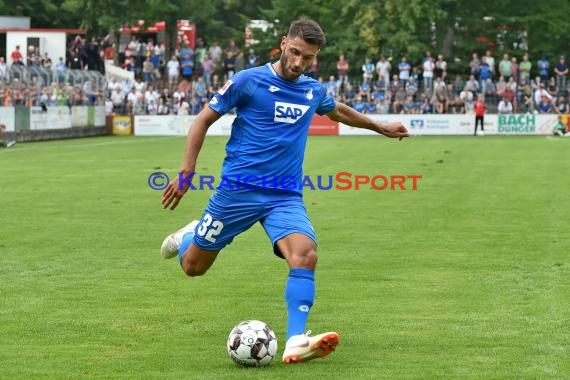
[161,176,189,210]
[379,122,409,140]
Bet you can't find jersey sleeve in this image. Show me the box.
[315,84,336,115]
[208,70,255,115]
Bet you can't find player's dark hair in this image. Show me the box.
[287,19,326,48]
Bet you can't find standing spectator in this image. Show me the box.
[434,54,447,81]
[201,54,215,86]
[208,41,223,68]
[484,50,496,78]
[510,56,519,84]
[223,52,236,81]
[422,55,435,92]
[474,95,486,136]
[554,56,568,95]
[336,54,349,93]
[234,51,245,74]
[362,57,375,82]
[398,56,411,87]
[537,55,550,83]
[519,53,532,83]
[179,42,194,82]
[142,57,155,83]
[167,55,180,92]
[469,52,481,81]
[305,56,318,79]
[0,57,7,82]
[375,54,391,91]
[246,49,260,69]
[498,53,512,82]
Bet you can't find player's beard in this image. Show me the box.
[278,51,304,81]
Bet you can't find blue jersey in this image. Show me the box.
[208,63,336,194]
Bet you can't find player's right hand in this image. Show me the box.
[161,176,190,210]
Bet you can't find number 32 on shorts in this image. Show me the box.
[196,213,224,243]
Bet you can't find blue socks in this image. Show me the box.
[285,268,315,340]
[178,232,195,265]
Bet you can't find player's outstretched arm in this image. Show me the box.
[162,107,221,210]
[326,102,409,140]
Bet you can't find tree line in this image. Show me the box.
[2,0,568,78]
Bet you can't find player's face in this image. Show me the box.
[277,36,319,81]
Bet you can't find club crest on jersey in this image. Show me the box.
[305,89,313,100]
[274,101,310,124]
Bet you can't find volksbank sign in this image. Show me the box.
[498,114,536,134]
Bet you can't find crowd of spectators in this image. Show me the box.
[1,33,569,118]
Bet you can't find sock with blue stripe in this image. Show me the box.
[178,231,195,265]
[285,268,315,340]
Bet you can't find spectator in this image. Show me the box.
[167,55,180,92]
[497,95,513,114]
[554,56,568,95]
[375,54,391,90]
[246,49,260,69]
[362,57,375,81]
[519,53,532,83]
[336,54,349,93]
[398,56,411,87]
[11,45,24,66]
[434,54,447,81]
[0,57,7,82]
[498,53,512,82]
[0,123,16,148]
[537,55,550,82]
[422,55,435,92]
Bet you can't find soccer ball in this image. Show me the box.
[227,320,278,367]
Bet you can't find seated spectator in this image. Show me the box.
[464,74,479,95]
[555,95,569,114]
[402,95,418,114]
[460,87,475,113]
[537,96,554,113]
[405,77,418,99]
[434,86,448,114]
[358,78,372,102]
[375,98,390,114]
[420,92,434,114]
[497,95,513,114]
[449,94,465,114]
[352,95,366,113]
[391,84,406,114]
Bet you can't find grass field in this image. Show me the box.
[1,135,569,379]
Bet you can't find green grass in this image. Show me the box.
[1,135,569,379]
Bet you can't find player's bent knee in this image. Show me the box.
[181,262,208,277]
[288,248,318,269]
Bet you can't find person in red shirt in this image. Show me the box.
[10,45,24,66]
[474,95,486,136]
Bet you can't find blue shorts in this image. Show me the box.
[192,187,316,258]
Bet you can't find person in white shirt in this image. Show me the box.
[167,55,180,91]
[498,96,513,114]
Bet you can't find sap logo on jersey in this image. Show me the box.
[274,102,310,124]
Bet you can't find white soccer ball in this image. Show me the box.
[227,320,278,367]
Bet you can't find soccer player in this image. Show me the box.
[160,19,409,364]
